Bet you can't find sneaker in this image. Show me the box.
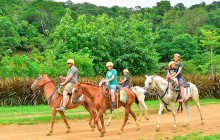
[56,106,66,112]
[175,87,180,90]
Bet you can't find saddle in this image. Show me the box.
[104,85,127,104]
[184,82,190,88]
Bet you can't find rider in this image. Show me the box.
[167,61,179,89]
[173,53,186,102]
[119,69,131,88]
[104,62,118,112]
[56,59,78,111]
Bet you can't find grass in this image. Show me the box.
[0,98,219,125]
[172,132,220,140]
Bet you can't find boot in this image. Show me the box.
[110,102,115,112]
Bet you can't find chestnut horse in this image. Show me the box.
[31,74,97,136]
[73,82,140,137]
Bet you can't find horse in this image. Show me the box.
[144,75,204,132]
[105,86,149,126]
[31,74,97,136]
[72,82,140,137]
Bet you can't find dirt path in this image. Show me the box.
[0,104,220,140]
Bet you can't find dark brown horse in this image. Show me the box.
[31,74,97,136]
[73,82,140,137]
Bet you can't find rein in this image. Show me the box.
[157,81,169,106]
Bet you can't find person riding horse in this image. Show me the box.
[119,69,131,88]
[173,53,186,102]
[104,62,118,112]
[56,59,78,111]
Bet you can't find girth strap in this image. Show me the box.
[158,81,169,106]
[47,88,57,105]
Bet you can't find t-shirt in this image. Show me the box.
[106,69,118,86]
[122,75,130,87]
[175,62,183,78]
[66,66,78,84]
[169,68,178,75]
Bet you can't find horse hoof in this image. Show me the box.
[201,121,205,125]
[66,129,70,133]
[106,123,110,127]
[46,133,51,136]
[156,127,160,132]
[118,130,123,135]
[127,121,131,124]
[99,133,105,137]
[172,126,177,130]
[183,123,188,127]
[145,117,149,120]
[91,128,95,132]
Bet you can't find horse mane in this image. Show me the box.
[80,82,99,87]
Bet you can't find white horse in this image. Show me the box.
[144,75,204,132]
[106,86,149,126]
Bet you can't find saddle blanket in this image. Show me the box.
[120,89,127,104]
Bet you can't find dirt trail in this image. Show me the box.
[0,104,220,140]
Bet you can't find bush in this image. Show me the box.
[0,74,219,106]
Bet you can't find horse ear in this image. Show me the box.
[42,72,44,76]
[145,75,148,78]
[152,75,156,79]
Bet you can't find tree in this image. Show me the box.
[200,29,220,77]
[154,29,173,62]
[170,34,197,61]
[174,3,186,10]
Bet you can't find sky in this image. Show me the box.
[55,0,216,8]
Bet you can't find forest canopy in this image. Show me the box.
[0,0,220,78]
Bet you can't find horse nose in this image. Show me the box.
[31,83,35,90]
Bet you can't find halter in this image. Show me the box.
[34,77,53,89]
[34,76,55,105]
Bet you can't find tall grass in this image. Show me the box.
[0,75,219,106]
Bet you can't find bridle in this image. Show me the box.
[34,76,53,90]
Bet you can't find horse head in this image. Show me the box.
[31,73,52,91]
[144,75,157,94]
[72,82,86,98]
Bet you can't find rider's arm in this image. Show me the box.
[62,73,73,85]
[170,72,176,77]
[118,78,126,84]
[106,75,115,83]
[174,67,182,78]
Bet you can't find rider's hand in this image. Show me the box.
[60,76,63,79]
[60,82,65,86]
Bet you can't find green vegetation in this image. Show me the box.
[0,0,219,78]
[0,98,219,125]
[172,132,220,140]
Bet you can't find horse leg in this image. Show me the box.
[193,97,204,125]
[183,101,190,127]
[140,99,149,120]
[118,105,130,135]
[156,102,164,132]
[137,103,142,122]
[171,102,177,130]
[83,102,96,131]
[58,111,71,133]
[47,108,57,136]
[99,114,106,137]
[129,108,140,131]
[106,111,113,126]
[95,109,105,137]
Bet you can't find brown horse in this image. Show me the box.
[31,74,97,136]
[73,82,140,137]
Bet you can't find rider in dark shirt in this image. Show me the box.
[119,69,131,88]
